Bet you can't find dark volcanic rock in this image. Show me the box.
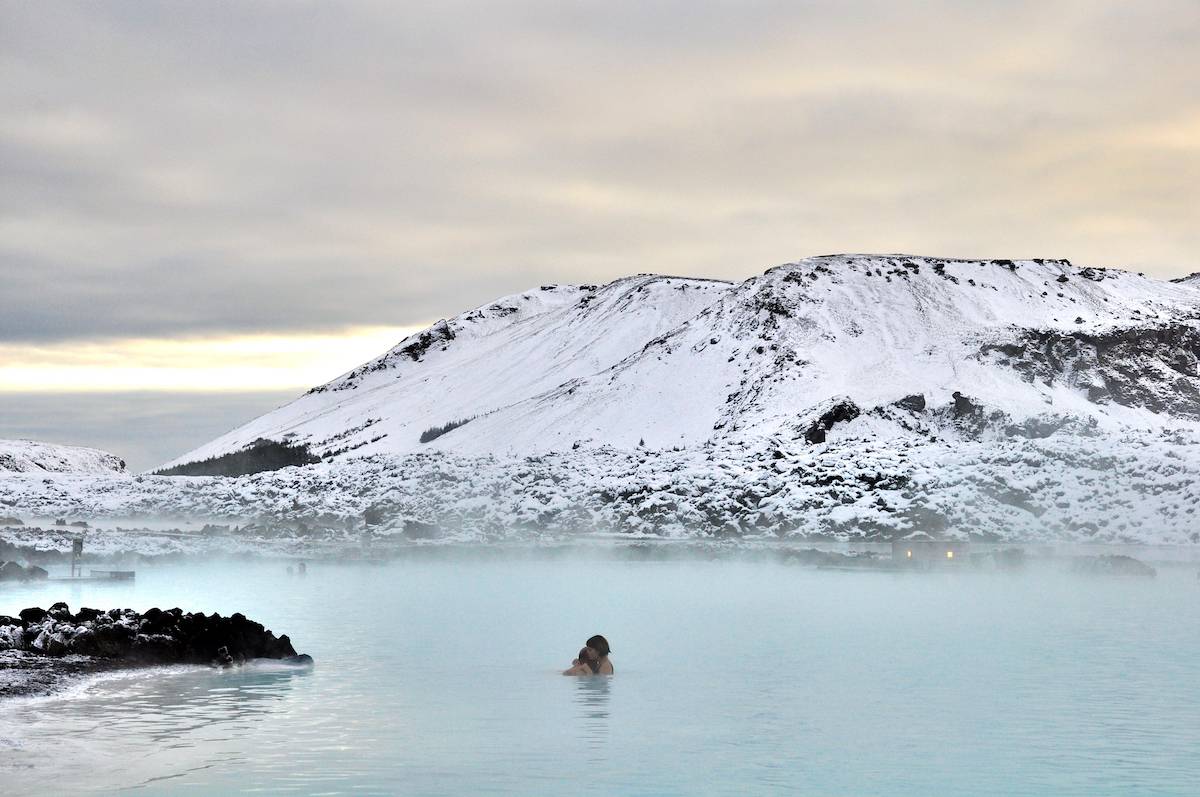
[73,607,104,623]
[951,391,979,418]
[894,393,927,413]
[978,323,1200,418]
[0,561,48,581]
[0,651,120,699]
[1,604,310,698]
[804,399,861,444]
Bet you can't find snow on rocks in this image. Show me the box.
[0,602,300,663]
[0,440,126,474]
[2,429,1199,547]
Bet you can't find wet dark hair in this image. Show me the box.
[578,647,599,674]
[586,635,610,658]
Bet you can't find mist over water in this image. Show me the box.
[2,547,1198,796]
[0,391,297,472]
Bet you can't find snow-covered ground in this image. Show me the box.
[3,255,1199,548]
[3,428,1199,548]
[0,440,125,475]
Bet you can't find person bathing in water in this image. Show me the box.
[586,635,613,674]
[563,647,600,676]
[562,634,614,676]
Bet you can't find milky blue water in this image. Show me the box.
[2,549,1199,795]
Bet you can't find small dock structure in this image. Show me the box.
[88,569,136,580]
[50,536,136,582]
[49,570,136,583]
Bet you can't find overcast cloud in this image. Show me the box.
[2,0,1198,346]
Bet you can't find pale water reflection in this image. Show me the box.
[573,675,612,752]
[0,550,1198,795]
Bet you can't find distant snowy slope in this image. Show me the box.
[446,256,1200,454]
[165,255,1200,469]
[0,440,125,474]
[161,276,731,468]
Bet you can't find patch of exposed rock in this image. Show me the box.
[0,603,311,697]
[979,323,1200,417]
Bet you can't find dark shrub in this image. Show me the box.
[419,417,474,443]
[155,439,319,477]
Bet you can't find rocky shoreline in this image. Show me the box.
[0,560,48,581]
[0,603,311,698]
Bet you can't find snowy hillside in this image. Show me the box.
[161,275,732,468]
[0,440,125,474]
[5,254,1200,545]
[166,255,1200,468]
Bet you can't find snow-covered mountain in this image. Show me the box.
[5,254,1198,546]
[166,255,1200,469]
[0,440,126,474]
[162,275,733,467]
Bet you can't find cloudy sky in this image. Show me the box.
[2,1,1198,468]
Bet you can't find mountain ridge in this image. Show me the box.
[6,255,1200,544]
[162,254,1200,471]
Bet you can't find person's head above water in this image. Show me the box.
[586,635,610,659]
[576,647,600,674]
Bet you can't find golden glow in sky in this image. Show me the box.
[0,326,423,393]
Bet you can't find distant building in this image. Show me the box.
[892,533,970,566]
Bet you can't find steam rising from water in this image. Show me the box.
[2,546,1199,795]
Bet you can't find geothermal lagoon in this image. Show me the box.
[2,546,1198,796]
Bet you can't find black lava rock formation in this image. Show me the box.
[1,603,311,697]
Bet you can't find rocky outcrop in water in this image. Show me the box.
[0,560,48,581]
[0,603,311,697]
